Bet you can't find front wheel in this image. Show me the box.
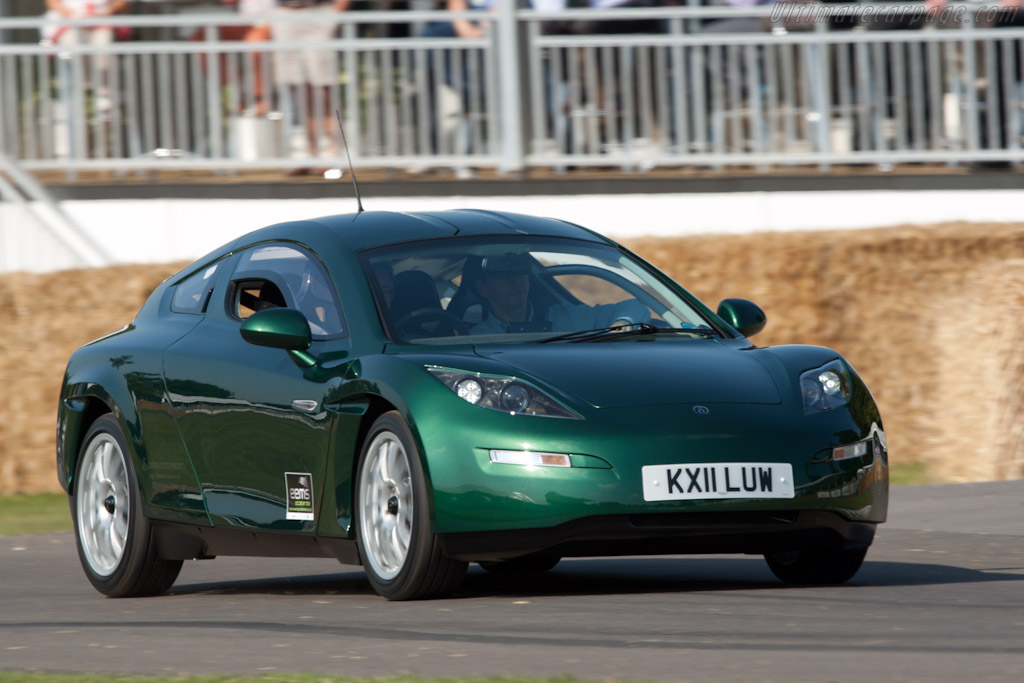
[355,412,467,600]
[71,414,182,597]
[764,546,868,585]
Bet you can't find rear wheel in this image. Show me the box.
[355,412,467,600]
[71,415,182,597]
[764,546,868,585]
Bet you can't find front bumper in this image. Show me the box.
[439,509,878,562]
[422,401,888,535]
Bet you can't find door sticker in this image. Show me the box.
[285,472,315,521]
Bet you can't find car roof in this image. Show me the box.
[235,209,613,253]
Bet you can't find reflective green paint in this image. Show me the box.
[163,318,342,533]
[716,298,767,337]
[58,311,210,524]
[405,351,886,534]
[240,307,312,348]
[474,341,781,408]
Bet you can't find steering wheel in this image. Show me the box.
[396,308,467,337]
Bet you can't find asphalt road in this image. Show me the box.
[2,482,1023,683]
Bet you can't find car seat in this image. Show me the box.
[390,270,461,338]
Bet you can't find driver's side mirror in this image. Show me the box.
[240,308,317,367]
[716,298,766,338]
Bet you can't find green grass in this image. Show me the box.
[0,493,71,536]
[1,676,637,683]
[1,677,608,683]
[889,461,934,486]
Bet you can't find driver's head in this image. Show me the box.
[477,253,531,323]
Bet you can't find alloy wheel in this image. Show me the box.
[76,433,130,577]
[358,431,414,580]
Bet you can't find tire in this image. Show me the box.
[70,414,182,597]
[479,555,561,575]
[764,546,868,585]
[355,412,467,600]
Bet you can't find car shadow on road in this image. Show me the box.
[168,570,379,597]
[166,555,1024,599]
[457,557,1024,598]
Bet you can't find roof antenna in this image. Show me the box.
[335,109,364,214]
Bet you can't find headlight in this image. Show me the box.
[800,360,851,414]
[427,367,580,419]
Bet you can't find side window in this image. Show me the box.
[233,278,288,318]
[228,244,345,339]
[171,263,221,314]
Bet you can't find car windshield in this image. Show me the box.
[361,236,716,345]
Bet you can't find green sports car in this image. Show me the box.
[57,209,888,600]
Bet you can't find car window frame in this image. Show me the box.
[224,241,349,342]
[170,260,224,315]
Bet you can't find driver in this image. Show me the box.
[471,253,650,335]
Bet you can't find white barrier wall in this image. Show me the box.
[3,189,1024,272]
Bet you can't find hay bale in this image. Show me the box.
[930,260,1024,481]
[0,262,184,495]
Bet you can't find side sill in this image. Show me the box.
[151,521,361,565]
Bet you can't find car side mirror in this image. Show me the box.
[240,308,317,367]
[716,298,766,338]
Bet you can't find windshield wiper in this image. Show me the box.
[537,322,653,343]
[538,323,718,344]
[539,322,719,343]
[659,326,719,338]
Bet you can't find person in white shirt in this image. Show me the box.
[273,0,351,172]
[44,0,129,112]
[45,0,128,33]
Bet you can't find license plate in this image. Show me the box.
[642,462,795,501]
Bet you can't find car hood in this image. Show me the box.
[473,340,782,408]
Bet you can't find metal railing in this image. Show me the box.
[0,4,1022,175]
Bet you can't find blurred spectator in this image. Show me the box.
[862,1,940,154]
[420,0,495,86]
[418,0,496,166]
[865,0,1022,158]
[968,0,1022,158]
[192,0,274,115]
[696,0,775,155]
[223,0,274,115]
[441,0,495,39]
[534,0,665,35]
[532,0,669,159]
[43,0,130,114]
[273,0,351,172]
[866,0,931,30]
[44,0,130,41]
[703,0,773,35]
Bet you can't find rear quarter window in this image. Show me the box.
[171,263,220,314]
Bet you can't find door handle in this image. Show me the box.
[291,399,319,413]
